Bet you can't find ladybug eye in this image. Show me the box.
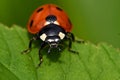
[37,7,43,12]
[56,7,62,11]
[30,20,33,27]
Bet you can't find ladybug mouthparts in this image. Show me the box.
[49,42,59,48]
[46,36,60,48]
[46,36,62,53]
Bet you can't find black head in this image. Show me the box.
[38,24,66,48]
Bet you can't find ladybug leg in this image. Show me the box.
[37,42,46,67]
[48,47,52,54]
[66,32,79,54]
[69,32,84,43]
[22,36,38,54]
[68,38,78,53]
[68,32,75,41]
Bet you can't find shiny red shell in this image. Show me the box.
[27,4,72,34]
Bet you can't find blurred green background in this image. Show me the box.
[0,0,120,48]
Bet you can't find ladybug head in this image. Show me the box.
[39,24,66,49]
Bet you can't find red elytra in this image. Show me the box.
[27,4,72,34]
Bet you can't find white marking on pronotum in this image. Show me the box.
[54,21,59,25]
[44,21,59,26]
[55,38,59,42]
[47,39,54,42]
[44,21,51,26]
[59,32,65,39]
[40,33,47,41]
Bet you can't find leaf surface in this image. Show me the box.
[0,23,120,80]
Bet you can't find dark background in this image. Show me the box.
[0,0,120,48]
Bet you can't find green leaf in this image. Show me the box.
[0,63,19,80]
[0,23,120,80]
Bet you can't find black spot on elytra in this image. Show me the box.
[45,15,57,22]
[30,20,33,27]
[68,18,72,25]
[36,7,43,12]
[56,7,62,11]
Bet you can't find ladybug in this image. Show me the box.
[23,4,83,66]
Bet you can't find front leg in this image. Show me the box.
[66,32,79,54]
[22,36,38,54]
[67,32,84,43]
[37,42,46,67]
[68,38,79,54]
